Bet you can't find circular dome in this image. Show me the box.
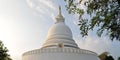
[41,22,78,48]
[41,6,78,48]
[47,22,73,39]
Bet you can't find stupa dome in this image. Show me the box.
[47,22,72,38]
[42,6,78,48]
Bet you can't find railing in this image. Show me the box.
[23,48,97,56]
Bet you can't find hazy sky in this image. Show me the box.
[0,0,120,60]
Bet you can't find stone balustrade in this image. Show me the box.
[23,48,97,56]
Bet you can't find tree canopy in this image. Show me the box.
[118,57,120,60]
[64,0,120,41]
[0,40,12,60]
[105,55,114,60]
[98,52,114,60]
[99,52,109,60]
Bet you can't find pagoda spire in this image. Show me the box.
[55,6,65,23]
[58,6,61,15]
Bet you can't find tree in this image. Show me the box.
[0,40,12,60]
[98,52,114,60]
[64,0,120,41]
[99,52,109,60]
[118,57,120,60]
[105,55,114,60]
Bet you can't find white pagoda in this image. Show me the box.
[22,6,100,60]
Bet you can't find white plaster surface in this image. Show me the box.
[22,49,100,60]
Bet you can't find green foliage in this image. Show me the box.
[105,55,114,60]
[0,40,12,60]
[98,52,109,60]
[98,52,114,60]
[118,57,120,60]
[64,0,120,41]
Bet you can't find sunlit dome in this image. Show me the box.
[42,6,78,49]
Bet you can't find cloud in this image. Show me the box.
[51,13,56,22]
[75,36,120,60]
[26,0,57,18]
[39,0,56,10]
[75,36,112,55]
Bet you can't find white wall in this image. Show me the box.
[23,52,100,60]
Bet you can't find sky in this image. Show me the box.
[0,0,120,60]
